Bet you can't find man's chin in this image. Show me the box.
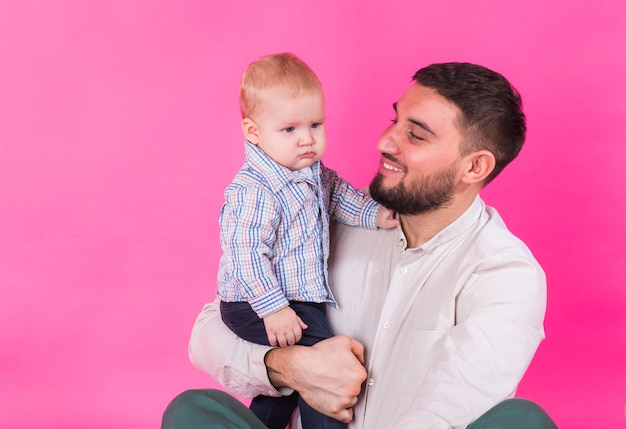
[369,180,396,210]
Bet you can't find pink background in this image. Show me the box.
[1,1,625,428]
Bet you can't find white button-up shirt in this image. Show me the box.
[189,196,546,429]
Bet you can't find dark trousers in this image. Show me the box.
[220,300,345,429]
[162,390,559,429]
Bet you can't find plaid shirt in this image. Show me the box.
[217,142,381,318]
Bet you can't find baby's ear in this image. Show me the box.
[242,118,260,144]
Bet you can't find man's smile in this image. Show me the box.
[379,154,405,174]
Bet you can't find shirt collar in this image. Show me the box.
[244,140,320,192]
[402,196,484,253]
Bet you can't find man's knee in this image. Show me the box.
[162,389,266,429]
[469,398,558,429]
[162,389,235,428]
[503,398,557,427]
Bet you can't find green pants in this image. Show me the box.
[162,389,558,429]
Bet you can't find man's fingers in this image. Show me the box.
[349,337,366,365]
[335,407,354,424]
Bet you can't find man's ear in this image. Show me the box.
[241,118,260,144]
[461,150,496,185]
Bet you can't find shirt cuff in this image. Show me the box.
[361,199,382,230]
[249,287,290,319]
[221,345,291,398]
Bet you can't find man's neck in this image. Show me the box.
[399,193,478,248]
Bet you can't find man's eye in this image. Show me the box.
[409,131,424,141]
[390,118,398,124]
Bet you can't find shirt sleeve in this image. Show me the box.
[320,163,380,230]
[188,300,295,399]
[393,254,547,429]
[220,184,290,318]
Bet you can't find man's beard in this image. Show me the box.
[369,161,457,216]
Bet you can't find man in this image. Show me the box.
[163,62,558,429]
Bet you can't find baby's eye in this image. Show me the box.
[311,123,321,129]
[284,126,295,133]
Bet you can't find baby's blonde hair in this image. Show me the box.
[240,52,323,118]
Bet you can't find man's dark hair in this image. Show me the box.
[413,63,526,183]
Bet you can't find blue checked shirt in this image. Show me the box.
[217,142,381,318]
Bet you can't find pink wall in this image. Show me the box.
[1,1,624,428]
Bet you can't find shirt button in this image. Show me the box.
[382,322,390,329]
[399,266,407,274]
[367,378,375,386]
[398,238,405,247]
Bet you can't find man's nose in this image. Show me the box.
[377,128,400,154]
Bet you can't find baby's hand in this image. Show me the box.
[263,306,308,347]
[376,206,400,229]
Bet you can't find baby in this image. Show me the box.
[217,52,398,429]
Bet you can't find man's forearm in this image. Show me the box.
[189,302,367,422]
[264,347,291,389]
[188,300,279,398]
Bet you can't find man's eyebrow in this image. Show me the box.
[393,102,437,137]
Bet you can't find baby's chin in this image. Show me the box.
[290,157,319,171]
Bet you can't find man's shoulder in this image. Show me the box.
[468,205,543,273]
[480,206,534,254]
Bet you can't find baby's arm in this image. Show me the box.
[376,206,400,229]
[321,163,399,230]
[220,184,291,315]
[263,306,308,347]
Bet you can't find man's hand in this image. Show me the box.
[376,206,400,229]
[263,306,308,347]
[264,335,367,423]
